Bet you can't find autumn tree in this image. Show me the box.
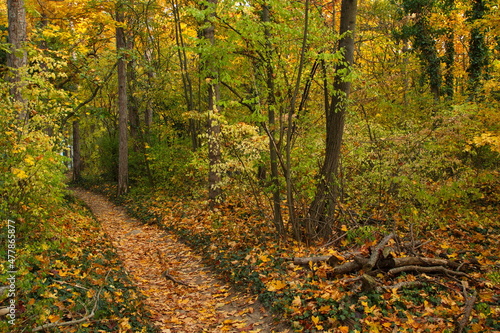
[467,0,489,99]
[116,0,129,195]
[261,1,285,237]
[6,0,27,120]
[309,0,358,240]
[396,0,442,101]
[201,0,223,207]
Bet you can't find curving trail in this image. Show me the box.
[72,188,289,333]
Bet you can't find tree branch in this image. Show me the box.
[32,270,111,332]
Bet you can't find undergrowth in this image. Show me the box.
[88,182,500,333]
[0,193,158,333]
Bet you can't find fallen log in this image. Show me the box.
[388,265,470,278]
[364,233,395,271]
[288,233,470,279]
[329,256,466,276]
[289,256,333,266]
[331,259,363,276]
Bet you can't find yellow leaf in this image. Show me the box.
[119,317,131,330]
[267,280,287,291]
[339,326,349,333]
[259,255,270,263]
[341,224,348,232]
[12,167,28,179]
[48,314,60,323]
[24,155,35,166]
[311,316,320,325]
[292,295,301,307]
[319,305,331,313]
[471,323,484,333]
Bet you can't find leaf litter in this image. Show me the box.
[73,189,289,333]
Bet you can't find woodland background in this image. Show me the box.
[0,0,499,332]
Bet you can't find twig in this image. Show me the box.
[414,240,431,250]
[156,248,191,287]
[388,265,470,278]
[53,280,89,290]
[32,270,111,332]
[320,232,347,249]
[382,281,424,291]
[162,270,190,286]
[454,282,477,333]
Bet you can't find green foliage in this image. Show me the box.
[96,133,118,181]
[0,67,69,228]
[341,99,499,227]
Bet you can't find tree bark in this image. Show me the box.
[262,2,285,238]
[7,0,27,121]
[116,3,129,195]
[127,36,140,142]
[72,120,82,182]
[203,0,222,207]
[467,0,489,99]
[172,0,198,150]
[309,0,358,240]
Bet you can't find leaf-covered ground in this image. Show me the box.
[5,183,496,332]
[73,189,289,333]
[0,194,157,332]
[91,184,500,333]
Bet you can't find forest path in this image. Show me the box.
[72,188,289,333]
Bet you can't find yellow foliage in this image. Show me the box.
[267,280,287,291]
[471,132,500,153]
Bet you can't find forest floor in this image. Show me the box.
[73,188,290,333]
[86,183,500,333]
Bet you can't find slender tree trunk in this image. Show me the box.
[72,120,82,182]
[442,0,455,100]
[309,0,358,240]
[127,37,140,142]
[173,0,198,150]
[261,2,285,238]
[7,0,27,121]
[144,51,155,134]
[203,0,222,207]
[284,0,310,241]
[116,3,129,195]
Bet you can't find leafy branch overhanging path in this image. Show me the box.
[73,189,289,333]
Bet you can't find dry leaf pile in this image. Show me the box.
[74,189,288,333]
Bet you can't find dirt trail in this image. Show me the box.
[73,189,289,333]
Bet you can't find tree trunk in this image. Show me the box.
[203,0,222,207]
[127,36,140,142]
[116,3,129,195]
[173,0,198,150]
[72,120,82,182]
[285,0,310,241]
[309,0,358,240]
[467,0,489,99]
[443,0,455,99]
[7,0,27,121]
[262,2,285,238]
